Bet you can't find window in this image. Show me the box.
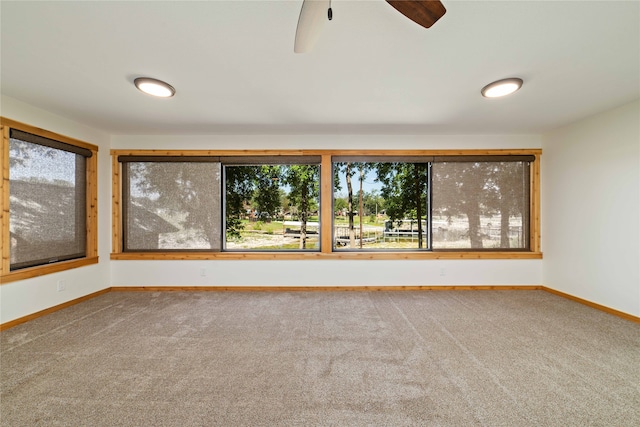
[332,156,532,251]
[120,158,222,251]
[333,158,430,250]
[111,150,541,260]
[1,118,98,282]
[224,159,320,251]
[117,155,321,252]
[432,158,531,250]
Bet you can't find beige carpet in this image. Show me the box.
[1,290,639,426]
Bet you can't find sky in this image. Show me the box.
[335,169,382,198]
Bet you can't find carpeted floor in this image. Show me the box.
[1,290,639,426]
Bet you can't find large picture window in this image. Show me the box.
[117,155,322,252]
[1,118,98,282]
[332,155,532,251]
[111,150,541,260]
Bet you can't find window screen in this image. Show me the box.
[9,130,88,270]
[431,160,530,250]
[122,161,222,251]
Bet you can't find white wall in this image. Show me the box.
[110,134,541,151]
[112,259,542,288]
[110,133,543,289]
[542,100,640,317]
[0,96,112,323]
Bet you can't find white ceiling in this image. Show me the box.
[1,0,639,135]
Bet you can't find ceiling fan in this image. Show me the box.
[294,0,446,53]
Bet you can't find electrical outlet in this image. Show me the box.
[200,268,207,277]
[439,268,446,277]
[56,280,66,291]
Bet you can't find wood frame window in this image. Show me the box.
[111,149,541,260]
[1,118,99,284]
[332,155,534,252]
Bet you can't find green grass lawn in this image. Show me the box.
[242,220,284,234]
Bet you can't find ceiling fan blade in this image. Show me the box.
[294,0,331,53]
[386,0,446,29]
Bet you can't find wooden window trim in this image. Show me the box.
[110,148,542,261]
[0,118,99,284]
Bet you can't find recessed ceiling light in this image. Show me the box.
[481,78,523,98]
[134,77,175,98]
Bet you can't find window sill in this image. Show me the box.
[110,252,542,261]
[1,257,100,285]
